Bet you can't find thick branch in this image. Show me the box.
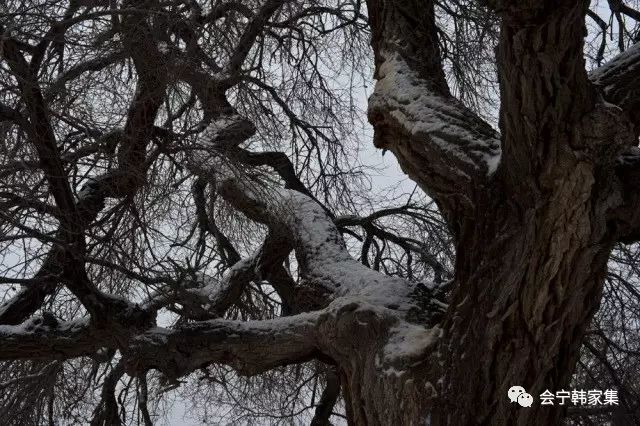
[365,0,500,221]
[124,314,321,379]
[217,177,420,312]
[491,1,636,199]
[0,317,109,360]
[591,42,640,134]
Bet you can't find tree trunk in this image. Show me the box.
[438,185,616,425]
[316,304,437,425]
[329,167,619,426]
[363,1,637,425]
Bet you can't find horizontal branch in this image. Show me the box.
[125,313,321,379]
[0,299,441,387]
[0,316,108,360]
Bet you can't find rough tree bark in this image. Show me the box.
[2,1,640,425]
[365,0,640,425]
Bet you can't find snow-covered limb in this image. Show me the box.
[590,41,640,132]
[366,0,500,221]
[144,140,447,382]
[369,51,501,177]
[0,316,107,360]
[218,177,425,313]
[0,299,442,388]
[368,50,500,218]
[125,311,321,379]
[0,310,315,379]
[126,297,442,386]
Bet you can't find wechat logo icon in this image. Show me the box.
[508,385,533,407]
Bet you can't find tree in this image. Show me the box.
[0,0,639,425]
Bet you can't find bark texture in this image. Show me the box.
[365,0,639,425]
[2,1,640,425]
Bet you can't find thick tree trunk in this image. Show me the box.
[326,177,616,425]
[362,1,637,425]
[433,3,624,422]
[316,304,437,425]
[438,185,616,425]
[330,171,617,426]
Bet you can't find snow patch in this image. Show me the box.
[370,51,501,176]
[384,323,442,362]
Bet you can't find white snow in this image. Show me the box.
[158,42,170,54]
[369,51,501,176]
[0,316,89,336]
[262,188,419,311]
[383,323,442,362]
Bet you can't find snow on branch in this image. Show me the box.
[128,297,442,381]
[0,316,105,360]
[218,177,422,312]
[369,51,501,177]
[366,0,501,219]
[591,41,640,131]
[0,176,444,378]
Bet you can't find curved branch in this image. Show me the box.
[591,41,640,134]
[366,0,500,222]
[217,176,421,313]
